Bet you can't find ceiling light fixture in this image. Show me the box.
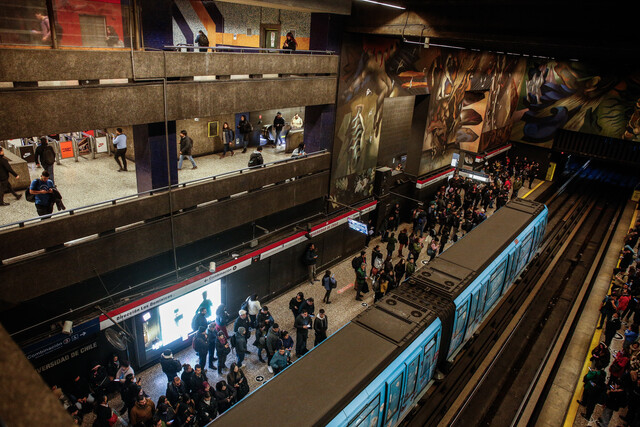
[357,0,406,10]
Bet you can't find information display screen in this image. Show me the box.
[348,218,368,235]
[142,280,222,354]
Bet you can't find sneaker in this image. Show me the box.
[326,301,332,304]
[192,166,197,169]
[0,202,9,206]
[268,366,273,373]
[15,194,22,200]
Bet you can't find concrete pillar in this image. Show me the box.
[405,95,430,177]
[0,323,74,426]
[133,121,178,193]
[303,104,335,153]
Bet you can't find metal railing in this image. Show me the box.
[163,45,335,55]
[0,149,327,231]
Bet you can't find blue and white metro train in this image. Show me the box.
[213,199,548,427]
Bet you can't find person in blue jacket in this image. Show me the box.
[30,170,55,216]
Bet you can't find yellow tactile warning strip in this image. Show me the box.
[563,206,639,427]
[522,180,546,199]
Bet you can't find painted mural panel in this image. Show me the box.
[330,35,527,205]
[511,60,640,147]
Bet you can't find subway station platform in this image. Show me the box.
[69,178,544,426]
[536,201,639,427]
[0,146,290,227]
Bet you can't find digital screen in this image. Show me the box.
[156,280,222,347]
[451,153,460,168]
[348,218,368,235]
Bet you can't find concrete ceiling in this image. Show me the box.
[214,0,352,15]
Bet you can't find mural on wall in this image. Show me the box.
[330,35,527,205]
[511,60,640,147]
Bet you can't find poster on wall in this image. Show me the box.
[208,121,219,137]
[95,136,108,153]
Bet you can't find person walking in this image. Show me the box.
[34,137,56,182]
[0,147,21,206]
[178,130,197,170]
[273,112,285,146]
[220,122,235,158]
[113,127,128,172]
[237,115,252,153]
[322,271,336,304]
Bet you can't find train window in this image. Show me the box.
[419,339,437,388]
[517,235,533,272]
[509,247,521,281]
[451,300,469,352]
[348,395,380,427]
[485,262,506,307]
[386,372,404,422]
[403,356,420,403]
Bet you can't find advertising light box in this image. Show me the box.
[142,280,221,354]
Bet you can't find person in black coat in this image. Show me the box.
[0,147,21,206]
[313,310,328,346]
[197,391,217,425]
[215,331,231,375]
[207,323,218,369]
[604,313,622,347]
[304,243,319,285]
[180,364,194,393]
[215,304,230,329]
[289,292,304,323]
[160,350,182,383]
[193,326,209,368]
[298,297,315,317]
[166,376,189,407]
[273,112,285,145]
[294,310,312,356]
[178,130,197,170]
[213,381,236,414]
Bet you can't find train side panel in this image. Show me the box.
[327,319,441,427]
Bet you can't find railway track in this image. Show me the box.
[401,165,627,427]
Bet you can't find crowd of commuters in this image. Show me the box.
[49,154,538,426]
[578,216,640,426]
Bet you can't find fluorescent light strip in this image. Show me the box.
[357,0,406,10]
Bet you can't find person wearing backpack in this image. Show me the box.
[35,137,56,182]
[322,270,337,304]
[248,146,264,167]
[370,245,383,277]
[237,115,253,153]
[160,350,182,383]
[0,147,21,206]
[29,170,55,216]
[195,30,209,52]
[178,130,197,170]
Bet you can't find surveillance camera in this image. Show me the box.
[209,262,216,273]
[62,320,73,335]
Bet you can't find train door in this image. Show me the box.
[464,282,486,341]
[516,232,534,273]
[448,298,470,358]
[483,261,506,312]
[503,249,518,293]
[400,351,421,413]
[347,394,381,427]
[383,368,405,427]
[418,335,438,392]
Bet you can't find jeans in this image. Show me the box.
[598,407,614,426]
[242,134,249,149]
[223,143,232,155]
[275,129,282,145]
[178,155,196,169]
[236,350,245,367]
[115,148,127,170]
[296,332,307,355]
[44,163,54,183]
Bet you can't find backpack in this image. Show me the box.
[25,186,36,203]
[43,145,55,165]
[229,334,237,348]
[330,277,337,289]
[373,256,383,270]
[198,33,209,46]
[351,256,361,269]
[248,153,262,167]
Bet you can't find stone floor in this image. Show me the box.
[0,146,290,228]
[74,180,548,426]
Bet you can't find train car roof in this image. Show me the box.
[213,322,397,426]
[438,200,542,273]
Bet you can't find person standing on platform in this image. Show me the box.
[29,170,54,216]
[273,112,285,146]
[355,262,368,301]
[577,366,606,422]
[215,331,230,375]
[289,292,304,323]
[113,128,128,172]
[35,137,56,182]
[397,229,409,257]
[192,307,208,332]
[282,32,297,51]
[304,243,319,285]
[178,130,197,170]
[512,176,523,200]
[294,310,312,356]
[220,122,235,158]
[0,147,21,206]
[386,233,397,258]
[246,294,261,328]
[352,250,367,284]
[313,309,328,346]
[160,350,182,384]
[207,323,218,369]
[193,327,209,369]
[237,115,252,154]
[265,323,280,373]
[322,271,336,304]
[298,297,315,318]
[234,310,251,345]
[234,327,248,368]
[371,245,383,277]
[598,294,618,329]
